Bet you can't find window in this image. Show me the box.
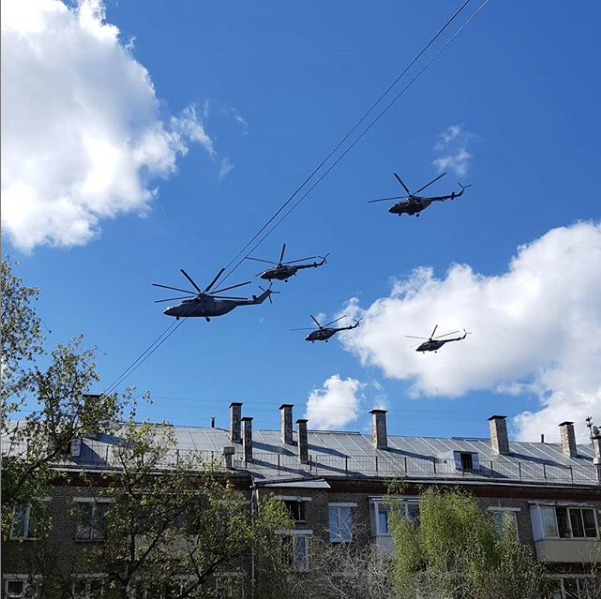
[10,504,45,540]
[283,500,306,523]
[489,509,518,537]
[373,499,419,536]
[74,499,111,540]
[72,576,105,599]
[550,576,598,599]
[281,533,311,572]
[540,506,598,539]
[328,505,353,543]
[3,577,36,599]
[460,452,474,471]
[214,573,244,598]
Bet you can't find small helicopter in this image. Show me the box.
[153,268,275,322]
[406,325,470,353]
[368,171,470,217]
[246,243,328,282]
[291,315,361,343]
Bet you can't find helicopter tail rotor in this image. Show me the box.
[259,284,279,304]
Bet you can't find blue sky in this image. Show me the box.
[3,0,600,443]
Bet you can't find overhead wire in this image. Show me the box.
[105,318,187,394]
[104,0,489,393]
[222,0,491,282]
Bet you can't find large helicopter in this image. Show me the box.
[406,325,470,353]
[291,315,361,343]
[246,243,328,282]
[368,171,470,217]
[153,268,275,322]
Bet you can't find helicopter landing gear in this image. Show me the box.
[176,317,180,321]
[416,213,420,217]
[205,317,211,322]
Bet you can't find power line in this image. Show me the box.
[223,0,491,281]
[219,0,482,284]
[105,319,187,394]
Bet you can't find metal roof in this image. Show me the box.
[5,421,597,487]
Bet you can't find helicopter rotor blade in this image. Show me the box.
[414,172,447,195]
[203,268,226,294]
[405,335,429,340]
[180,269,203,294]
[154,295,195,303]
[246,257,277,265]
[279,243,287,264]
[211,281,251,294]
[310,315,322,328]
[435,330,461,339]
[325,315,346,327]
[290,327,318,331]
[152,283,197,295]
[430,324,439,339]
[367,196,407,204]
[408,342,422,349]
[285,256,320,264]
[394,173,412,195]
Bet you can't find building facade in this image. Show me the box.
[3,405,601,598]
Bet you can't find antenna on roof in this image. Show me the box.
[585,417,599,441]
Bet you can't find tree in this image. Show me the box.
[1,257,125,536]
[76,420,292,599]
[390,487,549,599]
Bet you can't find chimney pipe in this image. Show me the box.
[593,435,601,482]
[488,415,510,455]
[230,402,243,444]
[370,409,388,450]
[242,417,253,463]
[541,434,545,443]
[559,422,577,458]
[296,419,309,464]
[280,404,294,445]
[211,416,215,429]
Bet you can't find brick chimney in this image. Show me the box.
[488,415,510,455]
[296,419,309,464]
[370,409,388,450]
[230,402,243,444]
[280,404,294,445]
[559,421,577,458]
[242,417,253,463]
[223,446,235,469]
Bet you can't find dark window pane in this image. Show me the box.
[555,507,571,538]
[568,509,584,538]
[460,453,473,471]
[563,578,579,598]
[284,500,306,522]
[582,509,598,538]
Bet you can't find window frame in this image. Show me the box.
[328,503,355,543]
[276,529,312,572]
[371,497,420,537]
[9,500,49,541]
[488,507,519,539]
[73,498,114,541]
[72,574,106,599]
[540,505,599,540]
[3,575,33,599]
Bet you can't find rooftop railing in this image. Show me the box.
[43,440,601,486]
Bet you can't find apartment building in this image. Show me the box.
[3,404,601,598]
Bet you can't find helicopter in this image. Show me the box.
[246,243,328,282]
[153,268,275,322]
[291,315,361,343]
[368,171,471,217]
[406,325,470,353]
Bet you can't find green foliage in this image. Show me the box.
[1,257,126,537]
[80,420,292,599]
[390,487,547,599]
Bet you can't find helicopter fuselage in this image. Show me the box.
[389,197,431,216]
[259,264,299,281]
[163,289,270,320]
[416,333,467,352]
[305,328,339,342]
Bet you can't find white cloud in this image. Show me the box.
[305,375,364,430]
[433,124,473,178]
[1,0,214,251]
[340,222,601,442]
[218,155,234,180]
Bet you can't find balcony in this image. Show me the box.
[535,539,601,563]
